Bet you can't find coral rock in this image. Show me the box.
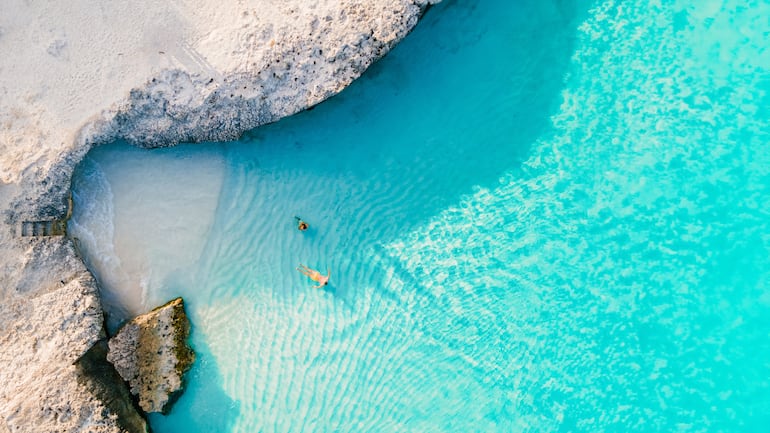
[107,297,195,414]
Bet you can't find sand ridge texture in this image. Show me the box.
[0,1,438,431]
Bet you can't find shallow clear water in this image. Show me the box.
[70,0,770,431]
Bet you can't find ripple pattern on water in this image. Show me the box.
[70,0,770,431]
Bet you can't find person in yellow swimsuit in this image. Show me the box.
[297,264,330,288]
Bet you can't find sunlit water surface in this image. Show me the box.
[70,0,770,431]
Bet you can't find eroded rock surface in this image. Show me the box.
[0,242,146,432]
[107,298,194,414]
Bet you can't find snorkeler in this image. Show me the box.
[297,264,330,288]
[295,216,308,231]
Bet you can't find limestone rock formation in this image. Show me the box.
[107,298,195,414]
[0,243,147,433]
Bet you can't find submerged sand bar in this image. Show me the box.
[0,1,436,431]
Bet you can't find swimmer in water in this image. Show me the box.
[297,264,330,288]
[295,216,308,231]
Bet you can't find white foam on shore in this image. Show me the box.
[68,157,128,323]
[69,143,225,329]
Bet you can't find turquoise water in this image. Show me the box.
[70,0,770,431]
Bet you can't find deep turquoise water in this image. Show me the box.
[70,0,770,431]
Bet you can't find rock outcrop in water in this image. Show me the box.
[0,0,439,430]
[107,298,194,414]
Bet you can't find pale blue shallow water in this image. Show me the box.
[70,0,770,431]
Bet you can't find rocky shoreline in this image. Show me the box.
[0,1,438,431]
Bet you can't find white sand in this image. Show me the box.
[0,0,437,431]
[1,0,188,182]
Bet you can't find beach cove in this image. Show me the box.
[2,0,770,431]
[73,0,770,432]
[0,1,437,431]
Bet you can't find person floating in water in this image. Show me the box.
[295,216,308,231]
[297,264,330,288]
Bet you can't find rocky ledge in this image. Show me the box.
[0,1,439,431]
[107,298,194,414]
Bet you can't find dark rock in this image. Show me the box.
[75,340,148,433]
